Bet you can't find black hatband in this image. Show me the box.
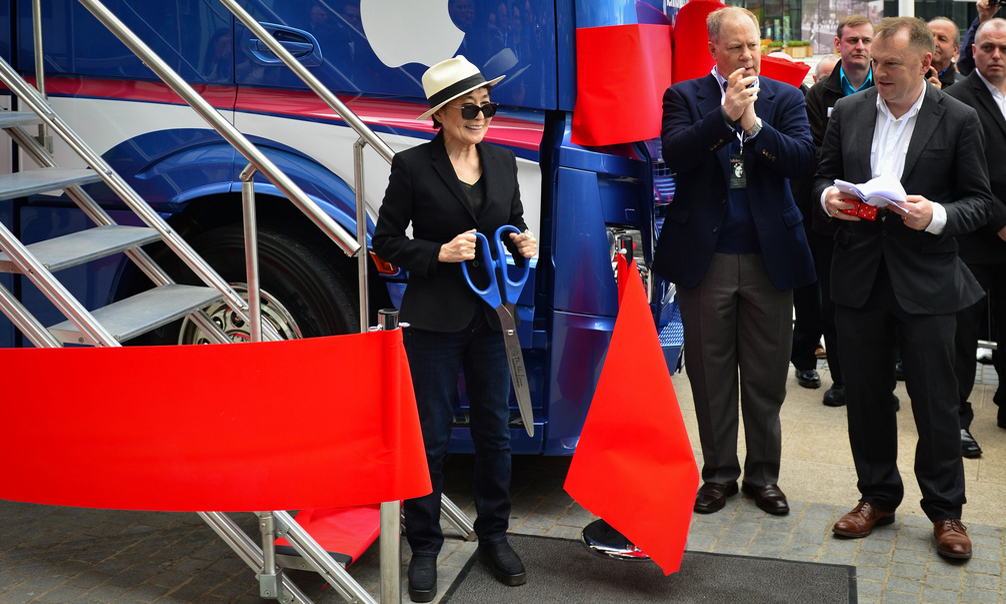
[427,74,487,109]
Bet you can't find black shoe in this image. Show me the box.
[895,359,905,381]
[823,385,846,407]
[961,429,983,458]
[478,541,527,586]
[892,393,900,412]
[795,368,821,389]
[407,556,437,603]
[694,481,739,514]
[741,482,790,515]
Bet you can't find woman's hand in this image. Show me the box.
[439,229,477,262]
[510,230,537,258]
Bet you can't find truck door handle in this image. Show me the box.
[247,23,323,67]
[252,39,314,56]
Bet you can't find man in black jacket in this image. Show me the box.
[927,17,965,89]
[945,17,1006,451]
[804,14,874,407]
[814,17,992,560]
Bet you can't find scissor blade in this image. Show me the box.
[495,306,534,437]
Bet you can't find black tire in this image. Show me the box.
[134,223,359,344]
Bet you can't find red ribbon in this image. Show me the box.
[1,330,431,512]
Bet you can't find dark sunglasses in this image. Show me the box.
[448,102,499,119]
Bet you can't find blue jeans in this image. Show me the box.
[403,314,513,557]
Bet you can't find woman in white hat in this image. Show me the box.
[373,56,536,602]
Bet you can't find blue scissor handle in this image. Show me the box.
[462,231,502,309]
[492,225,530,306]
[461,225,532,308]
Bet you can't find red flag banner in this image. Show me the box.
[0,330,431,512]
[671,0,810,88]
[564,255,699,574]
[759,53,811,88]
[571,24,673,147]
[670,0,725,84]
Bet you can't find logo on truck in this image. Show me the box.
[360,0,465,67]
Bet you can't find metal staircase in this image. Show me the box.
[0,1,481,603]
[0,93,236,348]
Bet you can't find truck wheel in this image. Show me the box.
[140,223,359,344]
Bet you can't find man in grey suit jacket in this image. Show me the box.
[945,18,1006,450]
[813,17,992,560]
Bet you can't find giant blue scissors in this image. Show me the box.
[462,225,533,437]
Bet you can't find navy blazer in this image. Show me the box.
[373,131,527,332]
[652,74,816,291]
[812,85,992,315]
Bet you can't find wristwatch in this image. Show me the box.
[744,117,763,138]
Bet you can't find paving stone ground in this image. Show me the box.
[1,452,1003,604]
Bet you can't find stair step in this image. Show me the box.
[48,284,224,345]
[0,225,161,274]
[0,111,44,129]
[0,168,104,202]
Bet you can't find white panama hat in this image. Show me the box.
[417,55,505,121]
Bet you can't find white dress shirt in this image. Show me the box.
[822,84,947,234]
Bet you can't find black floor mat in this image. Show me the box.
[441,534,856,604]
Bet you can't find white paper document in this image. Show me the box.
[833,174,909,212]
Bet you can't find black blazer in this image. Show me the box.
[653,73,816,291]
[373,131,527,332]
[944,71,1006,265]
[812,84,993,315]
[805,60,874,236]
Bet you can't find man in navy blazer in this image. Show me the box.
[652,6,815,516]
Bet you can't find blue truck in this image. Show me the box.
[0,0,681,455]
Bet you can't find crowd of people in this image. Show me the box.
[378,4,1006,600]
[656,2,1006,566]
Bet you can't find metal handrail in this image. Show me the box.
[354,139,370,332]
[30,0,48,148]
[0,55,272,343]
[208,7,411,602]
[240,163,263,343]
[0,282,62,348]
[0,216,120,346]
[217,0,400,333]
[217,0,395,164]
[75,0,360,262]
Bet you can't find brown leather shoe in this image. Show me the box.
[833,501,895,538]
[934,519,972,559]
[694,482,738,514]
[741,483,789,515]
